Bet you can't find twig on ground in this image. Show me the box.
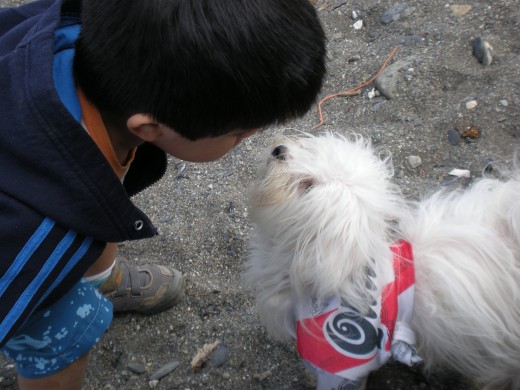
[314,46,399,128]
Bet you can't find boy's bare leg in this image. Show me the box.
[17,353,89,390]
[84,242,118,276]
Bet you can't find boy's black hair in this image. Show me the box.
[74,0,326,140]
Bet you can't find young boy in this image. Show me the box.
[0,0,326,388]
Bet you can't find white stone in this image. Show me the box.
[353,20,363,30]
[407,155,422,168]
[450,4,472,17]
[449,169,471,178]
[465,100,478,110]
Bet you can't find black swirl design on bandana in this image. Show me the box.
[324,310,379,358]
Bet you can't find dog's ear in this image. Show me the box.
[298,179,314,193]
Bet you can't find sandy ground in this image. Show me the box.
[1,0,519,389]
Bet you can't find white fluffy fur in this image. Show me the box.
[243,132,520,389]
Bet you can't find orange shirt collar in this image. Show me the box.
[77,87,136,179]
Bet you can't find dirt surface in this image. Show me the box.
[1,0,519,389]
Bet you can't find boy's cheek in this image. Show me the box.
[151,129,257,162]
[152,136,234,162]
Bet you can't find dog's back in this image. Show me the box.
[404,178,520,389]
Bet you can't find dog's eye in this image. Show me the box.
[271,145,287,160]
[299,179,314,193]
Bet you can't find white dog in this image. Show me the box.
[244,133,520,390]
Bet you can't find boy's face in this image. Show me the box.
[152,126,258,162]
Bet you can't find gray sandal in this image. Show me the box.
[101,260,184,314]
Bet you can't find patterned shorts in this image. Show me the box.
[1,279,112,378]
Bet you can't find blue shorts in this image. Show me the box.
[1,279,112,379]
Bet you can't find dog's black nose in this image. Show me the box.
[271,145,287,160]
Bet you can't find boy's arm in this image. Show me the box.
[0,191,105,348]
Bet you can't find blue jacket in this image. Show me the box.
[0,0,167,346]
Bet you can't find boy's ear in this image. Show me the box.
[127,113,162,142]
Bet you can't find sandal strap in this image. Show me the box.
[115,262,142,297]
[104,259,185,314]
[129,264,143,296]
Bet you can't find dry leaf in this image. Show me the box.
[191,340,221,372]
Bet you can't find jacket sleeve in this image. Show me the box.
[0,191,105,348]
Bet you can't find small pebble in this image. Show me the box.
[127,362,146,375]
[149,361,180,381]
[381,3,409,25]
[472,37,493,66]
[371,99,385,111]
[407,155,422,169]
[375,56,417,99]
[211,344,230,367]
[449,169,471,178]
[353,20,363,30]
[448,128,460,145]
[499,99,509,107]
[465,100,478,110]
[449,4,472,17]
[400,35,423,46]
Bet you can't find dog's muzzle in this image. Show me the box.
[271,145,288,160]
